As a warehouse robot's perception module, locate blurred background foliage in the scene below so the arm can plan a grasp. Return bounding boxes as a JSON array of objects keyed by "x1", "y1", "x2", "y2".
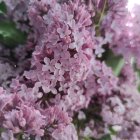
[{"x1": 0, "y1": 1, "x2": 27, "y2": 48}]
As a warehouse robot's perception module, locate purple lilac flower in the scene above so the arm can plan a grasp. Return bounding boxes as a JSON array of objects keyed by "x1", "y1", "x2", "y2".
[{"x1": 0, "y1": 0, "x2": 140, "y2": 139}]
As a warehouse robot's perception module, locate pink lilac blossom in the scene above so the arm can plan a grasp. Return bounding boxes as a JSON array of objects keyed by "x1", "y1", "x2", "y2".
[
  {"x1": 26, "y1": 0, "x2": 118, "y2": 114},
  {"x1": 77, "y1": 83, "x2": 140, "y2": 140},
  {"x1": 0, "y1": 0, "x2": 140, "y2": 140},
  {"x1": 101, "y1": 0, "x2": 140, "y2": 67},
  {"x1": 0, "y1": 87, "x2": 74, "y2": 139},
  {"x1": 101, "y1": 84, "x2": 140, "y2": 140}
]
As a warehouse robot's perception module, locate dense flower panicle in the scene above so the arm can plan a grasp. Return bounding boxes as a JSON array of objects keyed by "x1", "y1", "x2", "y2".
[
  {"x1": 101, "y1": 85, "x2": 140, "y2": 140},
  {"x1": 101, "y1": 0, "x2": 140, "y2": 67},
  {"x1": 0, "y1": 0, "x2": 140, "y2": 139},
  {"x1": 25, "y1": 0, "x2": 119, "y2": 114},
  {"x1": 126, "y1": 4, "x2": 140, "y2": 67},
  {"x1": 76, "y1": 84, "x2": 140, "y2": 140},
  {"x1": 3, "y1": 105, "x2": 45, "y2": 136},
  {"x1": 0, "y1": 87, "x2": 74, "y2": 139},
  {"x1": 52, "y1": 124, "x2": 78, "y2": 140},
  {"x1": 0, "y1": 130, "x2": 16, "y2": 140}
]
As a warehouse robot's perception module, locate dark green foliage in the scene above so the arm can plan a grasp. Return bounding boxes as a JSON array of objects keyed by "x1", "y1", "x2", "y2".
[
  {"x1": 99, "y1": 134, "x2": 111, "y2": 140},
  {"x1": 0, "y1": 21, "x2": 27, "y2": 48},
  {"x1": 0, "y1": 1, "x2": 7, "y2": 14},
  {"x1": 104, "y1": 49, "x2": 124, "y2": 76},
  {"x1": 0, "y1": 2, "x2": 27, "y2": 48}
]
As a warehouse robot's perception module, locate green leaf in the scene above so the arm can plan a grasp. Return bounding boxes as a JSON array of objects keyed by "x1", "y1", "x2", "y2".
[
  {"x1": 109, "y1": 127, "x2": 117, "y2": 135},
  {"x1": 136, "y1": 70, "x2": 140, "y2": 92},
  {"x1": 83, "y1": 137, "x2": 92, "y2": 140},
  {"x1": 0, "y1": 127, "x2": 5, "y2": 134},
  {"x1": 0, "y1": 1, "x2": 7, "y2": 14},
  {"x1": 83, "y1": 137, "x2": 96, "y2": 140},
  {"x1": 105, "y1": 50, "x2": 124, "y2": 76},
  {"x1": 99, "y1": 134, "x2": 111, "y2": 140},
  {"x1": 0, "y1": 21, "x2": 27, "y2": 48},
  {"x1": 138, "y1": 85, "x2": 140, "y2": 92},
  {"x1": 133, "y1": 63, "x2": 140, "y2": 93}
]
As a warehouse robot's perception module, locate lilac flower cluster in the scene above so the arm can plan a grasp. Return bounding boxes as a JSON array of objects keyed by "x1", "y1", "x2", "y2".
[
  {"x1": 0, "y1": 0, "x2": 140, "y2": 140},
  {"x1": 101, "y1": 0, "x2": 140, "y2": 67}
]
